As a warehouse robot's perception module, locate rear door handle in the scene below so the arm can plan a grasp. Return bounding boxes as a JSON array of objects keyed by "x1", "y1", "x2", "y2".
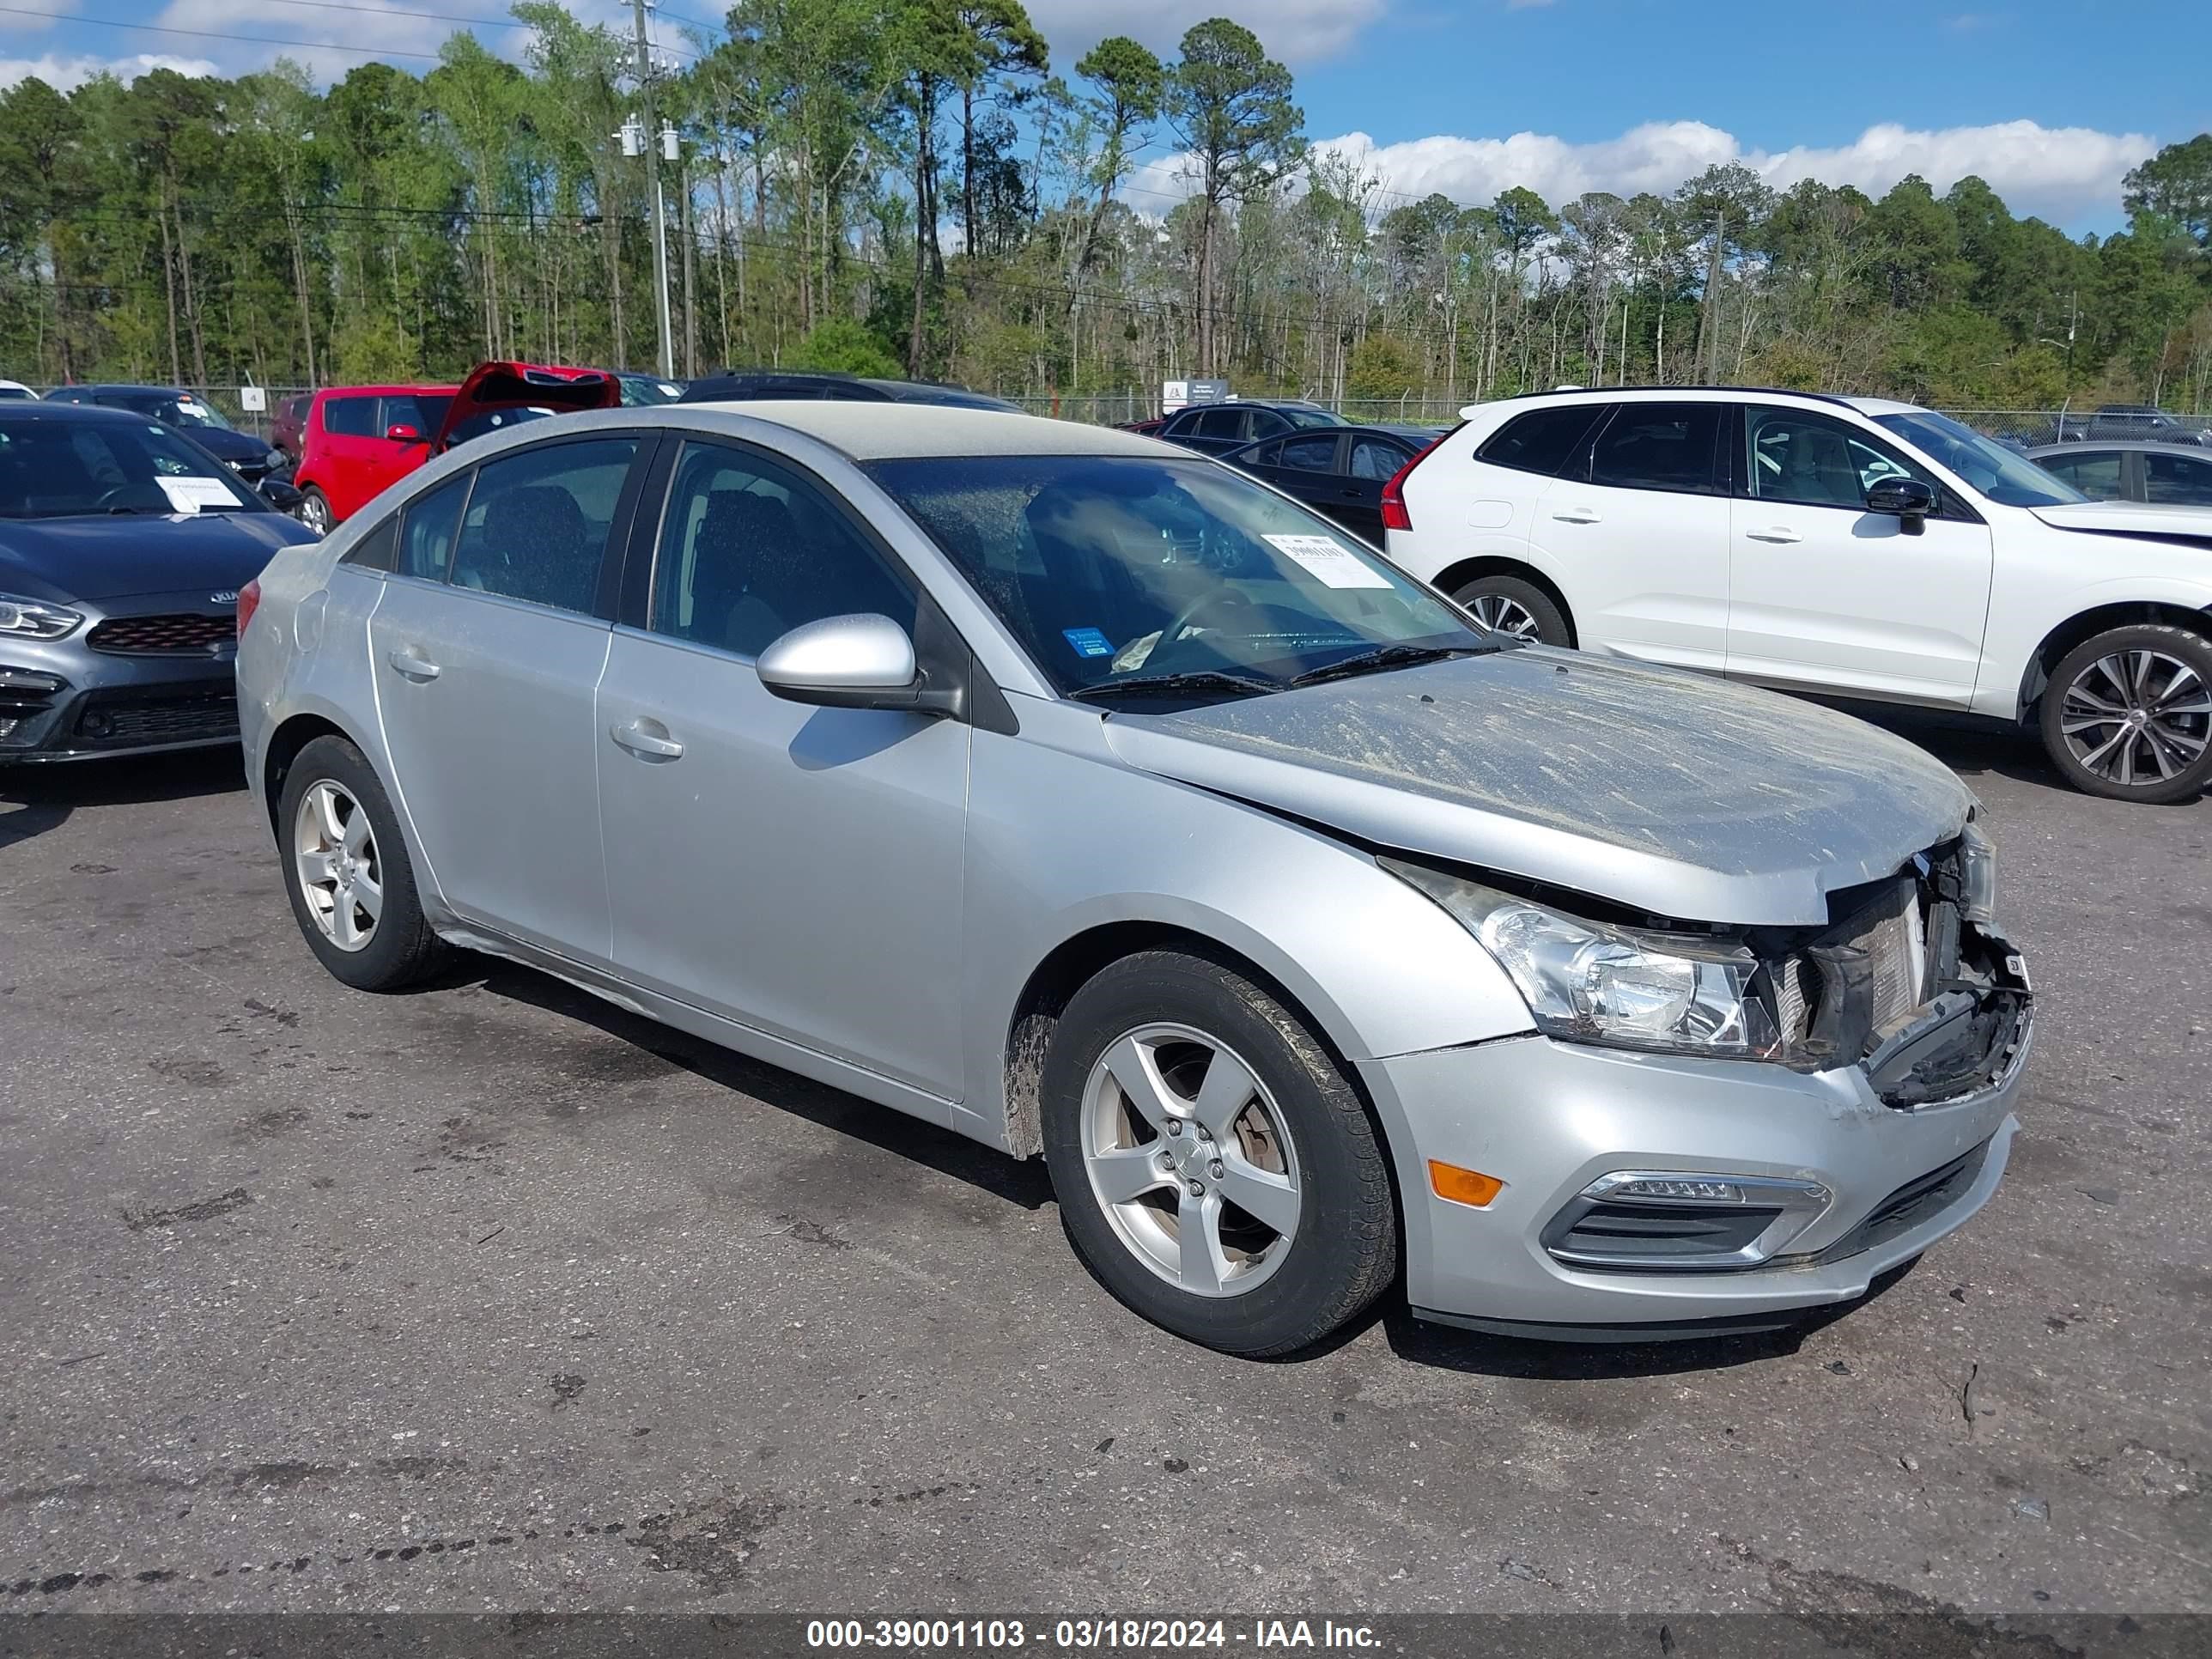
[
  {"x1": 1746, "y1": 526, "x2": 1804, "y2": 544},
  {"x1": 610, "y1": 718, "x2": 684, "y2": 761},
  {"x1": 1551, "y1": 507, "x2": 1602, "y2": 524},
  {"x1": 386, "y1": 646, "x2": 441, "y2": 680}
]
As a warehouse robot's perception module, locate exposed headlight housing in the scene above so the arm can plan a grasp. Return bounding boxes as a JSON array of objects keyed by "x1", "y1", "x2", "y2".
[
  {"x1": 1382, "y1": 859, "x2": 1780, "y2": 1060},
  {"x1": 0, "y1": 594, "x2": 83, "y2": 641},
  {"x1": 1959, "y1": 819, "x2": 1997, "y2": 926}
]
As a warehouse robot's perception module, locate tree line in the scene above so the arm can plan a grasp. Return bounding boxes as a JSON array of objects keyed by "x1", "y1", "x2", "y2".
[{"x1": 2, "y1": 2, "x2": 2209, "y2": 414}]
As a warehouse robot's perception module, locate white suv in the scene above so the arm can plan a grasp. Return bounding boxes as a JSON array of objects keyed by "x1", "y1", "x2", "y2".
[{"x1": 1382, "y1": 388, "x2": 2212, "y2": 802}]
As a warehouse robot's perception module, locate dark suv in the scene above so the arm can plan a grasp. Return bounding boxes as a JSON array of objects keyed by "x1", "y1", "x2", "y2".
[
  {"x1": 42, "y1": 384, "x2": 283, "y2": 484},
  {"x1": 1156, "y1": 400, "x2": 1346, "y2": 457},
  {"x1": 2056, "y1": 405, "x2": 2212, "y2": 447},
  {"x1": 680, "y1": 369, "x2": 1020, "y2": 411}
]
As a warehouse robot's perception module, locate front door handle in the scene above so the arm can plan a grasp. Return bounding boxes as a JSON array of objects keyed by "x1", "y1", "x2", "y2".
[
  {"x1": 386, "y1": 646, "x2": 441, "y2": 680},
  {"x1": 1551, "y1": 507, "x2": 1602, "y2": 524},
  {"x1": 610, "y1": 718, "x2": 684, "y2": 761},
  {"x1": 1746, "y1": 526, "x2": 1804, "y2": 544}
]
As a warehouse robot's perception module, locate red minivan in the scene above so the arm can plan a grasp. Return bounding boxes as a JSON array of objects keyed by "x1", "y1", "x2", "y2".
[{"x1": 292, "y1": 363, "x2": 619, "y2": 534}]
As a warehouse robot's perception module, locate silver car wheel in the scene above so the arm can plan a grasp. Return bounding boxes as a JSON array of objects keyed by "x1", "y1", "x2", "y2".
[
  {"x1": 1079, "y1": 1023, "x2": 1302, "y2": 1298},
  {"x1": 2058, "y1": 650, "x2": 2210, "y2": 787},
  {"x1": 299, "y1": 492, "x2": 330, "y2": 535},
  {"x1": 1468, "y1": 592, "x2": 1539, "y2": 638},
  {"x1": 293, "y1": 779, "x2": 383, "y2": 952}
]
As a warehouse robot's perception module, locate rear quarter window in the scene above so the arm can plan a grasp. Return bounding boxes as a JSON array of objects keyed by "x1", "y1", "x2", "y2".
[
  {"x1": 1475, "y1": 405, "x2": 1605, "y2": 476},
  {"x1": 322, "y1": 396, "x2": 377, "y2": 438}
]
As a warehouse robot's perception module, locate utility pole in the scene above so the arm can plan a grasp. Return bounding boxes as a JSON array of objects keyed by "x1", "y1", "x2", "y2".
[{"x1": 632, "y1": 0, "x2": 676, "y2": 379}]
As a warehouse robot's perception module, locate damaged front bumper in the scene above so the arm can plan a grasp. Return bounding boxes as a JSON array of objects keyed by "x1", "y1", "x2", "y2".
[{"x1": 1356, "y1": 911, "x2": 2033, "y2": 1342}]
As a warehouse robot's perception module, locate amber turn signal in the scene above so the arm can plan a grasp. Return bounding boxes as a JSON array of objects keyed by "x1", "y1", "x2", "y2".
[{"x1": 1428, "y1": 1160, "x2": 1504, "y2": 1208}]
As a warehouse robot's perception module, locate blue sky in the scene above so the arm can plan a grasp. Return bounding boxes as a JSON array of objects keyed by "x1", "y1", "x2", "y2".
[{"x1": 3, "y1": 0, "x2": 2205, "y2": 232}]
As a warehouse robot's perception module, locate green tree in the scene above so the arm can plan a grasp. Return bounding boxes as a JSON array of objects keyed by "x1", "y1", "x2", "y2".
[
  {"x1": 2124, "y1": 135, "x2": 2212, "y2": 248},
  {"x1": 1070, "y1": 36, "x2": 1164, "y2": 286},
  {"x1": 1165, "y1": 18, "x2": 1302, "y2": 375}
]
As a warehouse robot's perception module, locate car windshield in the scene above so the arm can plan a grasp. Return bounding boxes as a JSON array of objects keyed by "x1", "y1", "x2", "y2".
[
  {"x1": 0, "y1": 417, "x2": 263, "y2": 517},
  {"x1": 619, "y1": 375, "x2": 684, "y2": 406},
  {"x1": 443, "y1": 405, "x2": 554, "y2": 447},
  {"x1": 157, "y1": 396, "x2": 234, "y2": 431},
  {"x1": 868, "y1": 453, "x2": 1492, "y2": 700},
  {"x1": 1280, "y1": 406, "x2": 1347, "y2": 429},
  {"x1": 1876, "y1": 410, "x2": 2087, "y2": 507}
]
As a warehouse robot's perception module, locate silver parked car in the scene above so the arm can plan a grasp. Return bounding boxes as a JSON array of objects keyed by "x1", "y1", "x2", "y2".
[{"x1": 238, "y1": 404, "x2": 2034, "y2": 1355}]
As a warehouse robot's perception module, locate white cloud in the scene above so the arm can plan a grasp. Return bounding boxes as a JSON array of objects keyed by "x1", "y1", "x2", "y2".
[
  {"x1": 1309, "y1": 118, "x2": 2156, "y2": 228},
  {"x1": 1024, "y1": 0, "x2": 1388, "y2": 65},
  {"x1": 0, "y1": 51, "x2": 218, "y2": 91}
]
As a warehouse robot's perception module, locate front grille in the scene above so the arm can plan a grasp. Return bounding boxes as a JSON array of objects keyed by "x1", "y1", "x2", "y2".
[
  {"x1": 1819, "y1": 1142, "x2": 1989, "y2": 1264},
  {"x1": 87, "y1": 612, "x2": 234, "y2": 656},
  {"x1": 73, "y1": 690, "x2": 238, "y2": 747}
]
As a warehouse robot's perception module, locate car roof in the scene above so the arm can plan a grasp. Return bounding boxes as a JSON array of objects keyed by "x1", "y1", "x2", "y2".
[
  {"x1": 2026, "y1": 440, "x2": 2211, "y2": 456},
  {"x1": 1458, "y1": 386, "x2": 1929, "y2": 419},
  {"x1": 61, "y1": 383, "x2": 193, "y2": 397},
  {"x1": 317, "y1": 383, "x2": 457, "y2": 397},
  {"x1": 632, "y1": 400, "x2": 1164, "y2": 461},
  {"x1": 0, "y1": 399, "x2": 161, "y2": 424}
]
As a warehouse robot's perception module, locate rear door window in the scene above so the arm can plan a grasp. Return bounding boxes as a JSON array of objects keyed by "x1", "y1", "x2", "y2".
[
  {"x1": 1349, "y1": 437, "x2": 1406, "y2": 481},
  {"x1": 2144, "y1": 451, "x2": 2212, "y2": 507},
  {"x1": 1584, "y1": 404, "x2": 1723, "y2": 495},
  {"x1": 1193, "y1": 408, "x2": 1246, "y2": 440},
  {"x1": 449, "y1": 437, "x2": 640, "y2": 613}
]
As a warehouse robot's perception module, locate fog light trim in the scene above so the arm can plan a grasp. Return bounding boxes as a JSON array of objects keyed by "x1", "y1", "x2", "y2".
[{"x1": 1544, "y1": 1169, "x2": 1832, "y2": 1273}]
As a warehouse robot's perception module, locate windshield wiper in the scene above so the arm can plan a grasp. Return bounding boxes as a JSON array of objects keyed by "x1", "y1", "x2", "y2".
[
  {"x1": 1287, "y1": 642, "x2": 1493, "y2": 689},
  {"x1": 1066, "y1": 669, "x2": 1279, "y2": 703}
]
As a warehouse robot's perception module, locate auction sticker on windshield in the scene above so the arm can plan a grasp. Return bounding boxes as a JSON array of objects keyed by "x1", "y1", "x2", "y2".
[
  {"x1": 157, "y1": 477, "x2": 238, "y2": 514},
  {"x1": 1263, "y1": 532, "x2": 1391, "y2": 589}
]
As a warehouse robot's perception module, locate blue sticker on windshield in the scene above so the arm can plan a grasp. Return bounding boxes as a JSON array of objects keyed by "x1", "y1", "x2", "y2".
[{"x1": 1062, "y1": 627, "x2": 1114, "y2": 659}]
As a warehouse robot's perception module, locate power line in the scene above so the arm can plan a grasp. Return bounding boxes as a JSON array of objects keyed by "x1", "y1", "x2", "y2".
[
  {"x1": 0, "y1": 2, "x2": 708, "y2": 67},
  {"x1": 0, "y1": 5, "x2": 447, "y2": 60}
]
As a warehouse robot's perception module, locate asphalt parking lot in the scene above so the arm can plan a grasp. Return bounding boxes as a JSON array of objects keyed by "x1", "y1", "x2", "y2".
[{"x1": 2, "y1": 712, "x2": 2208, "y2": 1626}]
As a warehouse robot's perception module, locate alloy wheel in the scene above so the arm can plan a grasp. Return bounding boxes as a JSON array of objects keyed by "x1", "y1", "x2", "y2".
[
  {"x1": 2057, "y1": 650, "x2": 2211, "y2": 789},
  {"x1": 1467, "y1": 592, "x2": 1540, "y2": 638},
  {"x1": 1079, "y1": 1023, "x2": 1302, "y2": 1297},
  {"x1": 293, "y1": 779, "x2": 383, "y2": 951}
]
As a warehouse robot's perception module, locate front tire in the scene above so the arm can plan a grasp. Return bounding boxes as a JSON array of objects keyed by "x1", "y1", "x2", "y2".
[
  {"x1": 1451, "y1": 573, "x2": 1571, "y2": 646},
  {"x1": 2038, "y1": 625, "x2": 2212, "y2": 803},
  {"x1": 298, "y1": 485, "x2": 333, "y2": 537},
  {"x1": 1041, "y1": 950, "x2": 1397, "y2": 1357},
  {"x1": 277, "y1": 735, "x2": 447, "y2": 990}
]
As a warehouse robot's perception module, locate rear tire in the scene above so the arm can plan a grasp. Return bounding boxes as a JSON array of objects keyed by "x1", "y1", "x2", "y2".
[
  {"x1": 2038, "y1": 625, "x2": 2212, "y2": 803},
  {"x1": 1450, "y1": 573, "x2": 1571, "y2": 646},
  {"x1": 1041, "y1": 950, "x2": 1397, "y2": 1358},
  {"x1": 277, "y1": 735, "x2": 447, "y2": 990}
]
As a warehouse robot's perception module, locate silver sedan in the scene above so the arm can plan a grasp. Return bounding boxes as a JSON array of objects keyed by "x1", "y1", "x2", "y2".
[{"x1": 238, "y1": 404, "x2": 2033, "y2": 1355}]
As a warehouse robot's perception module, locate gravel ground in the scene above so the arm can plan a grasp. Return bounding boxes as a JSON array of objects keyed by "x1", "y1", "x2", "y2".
[{"x1": 1, "y1": 712, "x2": 2207, "y2": 1628}]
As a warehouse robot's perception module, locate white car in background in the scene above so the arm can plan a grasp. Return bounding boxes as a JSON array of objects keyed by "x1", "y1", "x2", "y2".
[
  {"x1": 0, "y1": 379, "x2": 39, "y2": 400},
  {"x1": 1381, "y1": 388, "x2": 2212, "y2": 802}
]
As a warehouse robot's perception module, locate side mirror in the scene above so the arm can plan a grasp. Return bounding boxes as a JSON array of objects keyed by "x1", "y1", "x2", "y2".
[
  {"x1": 385, "y1": 423, "x2": 422, "y2": 444},
  {"x1": 259, "y1": 477, "x2": 304, "y2": 512},
  {"x1": 756, "y1": 613, "x2": 957, "y2": 715},
  {"x1": 1865, "y1": 476, "x2": 1936, "y2": 534}
]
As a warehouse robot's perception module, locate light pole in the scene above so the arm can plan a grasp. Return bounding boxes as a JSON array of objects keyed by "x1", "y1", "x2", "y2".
[{"x1": 626, "y1": 0, "x2": 676, "y2": 379}]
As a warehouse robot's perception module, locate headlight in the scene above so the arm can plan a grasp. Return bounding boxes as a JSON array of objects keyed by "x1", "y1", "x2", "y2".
[
  {"x1": 0, "y1": 594, "x2": 83, "y2": 641},
  {"x1": 1382, "y1": 859, "x2": 1780, "y2": 1060},
  {"x1": 1959, "y1": 819, "x2": 1997, "y2": 925}
]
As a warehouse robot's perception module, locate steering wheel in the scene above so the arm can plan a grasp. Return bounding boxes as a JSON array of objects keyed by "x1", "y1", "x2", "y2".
[{"x1": 94, "y1": 486, "x2": 136, "y2": 512}]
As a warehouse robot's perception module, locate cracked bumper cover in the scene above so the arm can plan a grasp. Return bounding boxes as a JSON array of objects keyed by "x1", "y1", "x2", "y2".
[{"x1": 1358, "y1": 1000, "x2": 2028, "y2": 1339}]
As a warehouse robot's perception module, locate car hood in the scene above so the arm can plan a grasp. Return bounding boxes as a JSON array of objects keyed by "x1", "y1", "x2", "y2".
[
  {"x1": 1102, "y1": 648, "x2": 1974, "y2": 927},
  {"x1": 183, "y1": 425, "x2": 268, "y2": 462},
  {"x1": 0, "y1": 510, "x2": 313, "y2": 604},
  {"x1": 432, "y1": 361, "x2": 621, "y2": 449},
  {"x1": 2030, "y1": 501, "x2": 2212, "y2": 541}
]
